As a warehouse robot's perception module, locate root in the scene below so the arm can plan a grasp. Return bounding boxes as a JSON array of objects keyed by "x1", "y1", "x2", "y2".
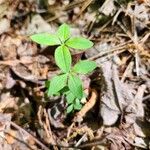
[{"x1": 73, "y1": 89, "x2": 98, "y2": 122}]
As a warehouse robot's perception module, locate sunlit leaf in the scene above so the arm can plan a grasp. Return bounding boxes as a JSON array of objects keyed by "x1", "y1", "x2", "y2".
[
  {"x1": 74, "y1": 99, "x2": 82, "y2": 110},
  {"x1": 66, "y1": 91, "x2": 75, "y2": 104},
  {"x1": 66, "y1": 37, "x2": 93, "y2": 50},
  {"x1": 30, "y1": 33, "x2": 60, "y2": 46},
  {"x1": 73, "y1": 60, "x2": 96, "y2": 74},
  {"x1": 68, "y1": 74, "x2": 83, "y2": 99},
  {"x1": 57, "y1": 23, "x2": 70, "y2": 42},
  {"x1": 47, "y1": 74, "x2": 68, "y2": 96},
  {"x1": 45, "y1": 80, "x2": 50, "y2": 88},
  {"x1": 67, "y1": 104, "x2": 73, "y2": 113},
  {"x1": 55, "y1": 45, "x2": 72, "y2": 72}
]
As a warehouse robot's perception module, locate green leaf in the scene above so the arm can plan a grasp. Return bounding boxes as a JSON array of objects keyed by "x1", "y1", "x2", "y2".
[
  {"x1": 45, "y1": 80, "x2": 50, "y2": 88},
  {"x1": 59, "y1": 86, "x2": 69, "y2": 94},
  {"x1": 66, "y1": 91, "x2": 75, "y2": 104},
  {"x1": 73, "y1": 60, "x2": 96, "y2": 74},
  {"x1": 68, "y1": 75, "x2": 83, "y2": 99},
  {"x1": 57, "y1": 23, "x2": 70, "y2": 42},
  {"x1": 47, "y1": 74, "x2": 68, "y2": 96},
  {"x1": 74, "y1": 99, "x2": 82, "y2": 110},
  {"x1": 55, "y1": 45, "x2": 72, "y2": 72},
  {"x1": 66, "y1": 37, "x2": 93, "y2": 50},
  {"x1": 67, "y1": 104, "x2": 74, "y2": 113},
  {"x1": 30, "y1": 33, "x2": 60, "y2": 46}
]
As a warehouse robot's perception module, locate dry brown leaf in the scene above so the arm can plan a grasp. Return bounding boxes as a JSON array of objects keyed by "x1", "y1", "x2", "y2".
[
  {"x1": 5, "y1": 129, "x2": 17, "y2": 144},
  {"x1": 99, "y1": 0, "x2": 116, "y2": 16},
  {"x1": 26, "y1": 14, "x2": 56, "y2": 35},
  {"x1": 0, "y1": 18, "x2": 10, "y2": 35}
]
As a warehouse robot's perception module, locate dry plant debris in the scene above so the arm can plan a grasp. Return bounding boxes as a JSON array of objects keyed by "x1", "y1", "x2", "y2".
[{"x1": 0, "y1": 0, "x2": 149, "y2": 149}]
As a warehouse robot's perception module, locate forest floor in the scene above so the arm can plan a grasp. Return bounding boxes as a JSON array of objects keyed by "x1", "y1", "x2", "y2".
[{"x1": 0, "y1": 0, "x2": 149, "y2": 149}]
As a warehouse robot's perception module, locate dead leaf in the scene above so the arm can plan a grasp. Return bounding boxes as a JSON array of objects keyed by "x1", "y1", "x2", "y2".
[
  {"x1": 99, "y1": 0, "x2": 116, "y2": 16},
  {"x1": 5, "y1": 129, "x2": 17, "y2": 144},
  {"x1": 99, "y1": 60, "x2": 134, "y2": 126},
  {"x1": 0, "y1": 18, "x2": 10, "y2": 34},
  {"x1": 26, "y1": 14, "x2": 56, "y2": 35},
  {"x1": 0, "y1": 92, "x2": 17, "y2": 112}
]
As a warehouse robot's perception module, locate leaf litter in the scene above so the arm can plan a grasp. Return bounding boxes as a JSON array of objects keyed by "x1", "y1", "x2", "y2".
[{"x1": 0, "y1": 0, "x2": 149, "y2": 149}]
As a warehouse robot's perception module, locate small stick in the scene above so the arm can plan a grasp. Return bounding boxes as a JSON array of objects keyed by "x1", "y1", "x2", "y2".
[
  {"x1": 67, "y1": 122, "x2": 75, "y2": 139},
  {"x1": 75, "y1": 0, "x2": 93, "y2": 18},
  {"x1": 88, "y1": 41, "x2": 132, "y2": 61},
  {"x1": 78, "y1": 138, "x2": 107, "y2": 148},
  {"x1": 64, "y1": 0, "x2": 86, "y2": 11},
  {"x1": 75, "y1": 133, "x2": 87, "y2": 147},
  {"x1": 121, "y1": 61, "x2": 134, "y2": 82},
  {"x1": 143, "y1": 95, "x2": 150, "y2": 101},
  {"x1": 135, "y1": 52, "x2": 140, "y2": 76},
  {"x1": 10, "y1": 121, "x2": 49, "y2": 150}
]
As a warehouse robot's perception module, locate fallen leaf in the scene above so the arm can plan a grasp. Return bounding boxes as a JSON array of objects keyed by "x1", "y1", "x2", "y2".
[{"x1": 5, "y1": 129, "x2": 17, "y2": 144}]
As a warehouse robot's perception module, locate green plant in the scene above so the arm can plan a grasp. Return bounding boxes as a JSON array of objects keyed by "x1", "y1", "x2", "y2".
[{"x1": 30, "y1": 23, "x2": 96, "y2": 113}]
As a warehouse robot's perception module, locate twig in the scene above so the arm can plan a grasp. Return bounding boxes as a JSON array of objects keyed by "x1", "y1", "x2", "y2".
[
  {"x1": 135, "y1": 52, "x2": 140, "y2": 76},
  {"x1": 98, "y1": 19, "x2": 112, "y2": 33},
  {"x1": 67, "y1": 122, "x2": 75, "y2": 139},
  {"x1": 117, "y1": 21, "x2": 135, "y2": 42},
  {"x1": 121, "y1": 60, "x2": 134, "y2": 82},
  {"x1": 88, "y1": 47, "x2": 123, "y2": 60},
  {"x1": 3, "y1": 132, "x2": 34, "y2": 150},
  {"x1": 0, "y1": 60, "x2": 20, "y2": 66},
  {"x1": 140, "y1": 33, "x2": 150, "y2": 44},
  {"x1": 0, "y1": 58, "x2": 35, "y2": 66},
  {"x1": 10, "y1": 121, "x2": 49, "y2": 150},
  {"x1": 64, "y1": 0, "x2": 86, "y2": 11},
  {"x1": 88, "y1": 41, "x2": 132, "y2": 61},
  {"x1": 116, "y1": 21, "x2": 148, "y2": 76},
  {"x1": 43, "y1": 109, "x2": 56, "y2": 145},
  {"x1": 75, "y1": 133, "x2": 87, "y2": 147},
  {"x1": 142, "y1": 95, "x2": 150, "y2": 101},
  {"x1": 74, "y1": 0, "x2": 93, "y2": 19},
  {"x1": 46, "y1": 0, "x2": 86, "y2": 22},
  {"x1": 78, "y1": 138, "x2": 107, "y2": 148},
  {"x1": 124, "y1": 137, "x2": 148, "y2": 149}
]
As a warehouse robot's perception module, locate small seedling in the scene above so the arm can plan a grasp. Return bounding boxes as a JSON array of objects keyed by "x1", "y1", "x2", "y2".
[{"x1": 30, "y1": 23, "x2": 96, "y2": 113}]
